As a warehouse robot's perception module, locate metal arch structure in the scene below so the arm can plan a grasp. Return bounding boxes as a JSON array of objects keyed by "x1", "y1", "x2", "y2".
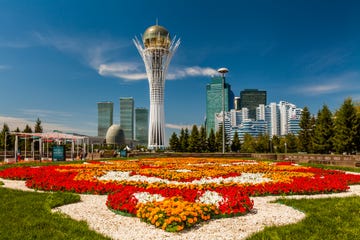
[{"x1": 133, "y1": 33, "x2": 180, "y2": 150}]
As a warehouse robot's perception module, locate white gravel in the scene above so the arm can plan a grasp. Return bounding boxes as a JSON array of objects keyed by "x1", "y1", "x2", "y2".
[{"x1": 1, "y1": 177, "x2": 360, "y2": 240}]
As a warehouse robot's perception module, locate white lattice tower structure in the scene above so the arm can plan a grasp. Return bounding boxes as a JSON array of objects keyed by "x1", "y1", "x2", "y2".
[{"x1": 134, "y1": 25, "x2": 180, "y2": 149}]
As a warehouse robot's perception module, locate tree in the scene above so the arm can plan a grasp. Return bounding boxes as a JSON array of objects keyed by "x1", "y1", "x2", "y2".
[
  {"x1": 34, "y1": 118, "x2": 43, "y2": 133},
  {"x1": 230, "y1": 131, "x2": 241, "y2": 152},
  {"x1": 199, "y1": 125, "x2": 207, "y2": 152},
  {"x1": 0, "y1": 124, "x2": 11, "y2": 151},
  {"x1": 188, "y1": 125, "x2": 200, "y2": 152},
  {"x1": 313, "y1": 105, "x2": 334, "y2": 154},
  {"x1": 333, "y1": 98, "x2": 360, "y2": 154},
  {"x1": 23, "y1": 124, "x2": 33, "y2": 154},
  {"x1": 179, "y1": 128, "x2": 189, "y2": 152},
  {"x1": 169, "y1": 132, "x2": 180, "y2": 152},
  {"x1": 215, "y1": 126, "x2": 223, "y2": 152},
  {"x1": 207, "y1": 128, "x2": 216, "y2": 152},
  {"x1": 241, "y1": 133, "x2": 256, "y2": 153},
  {"x1": 271, "y1": 135, "x2": 281, "y2": 153},
  {"x1": 285, "y1": 134, "x2": 298, "y2": 153},
  {"x1": 298, "y1": 107, "x2": 313, "y2": 153},
  {"x1": 255, "y1": 134, "x2": 270, "y2": 153}
]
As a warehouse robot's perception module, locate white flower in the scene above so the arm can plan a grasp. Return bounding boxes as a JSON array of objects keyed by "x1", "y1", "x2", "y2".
[
  {"x1": 133, "y1": 192, "x2": 165, "y2": 204},
  {"x1": 196, "y1": 191, "x2": 224, "y2": 207}
]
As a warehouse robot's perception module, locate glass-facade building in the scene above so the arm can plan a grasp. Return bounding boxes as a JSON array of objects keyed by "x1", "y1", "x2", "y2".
[
  {"x1": 97, "y1": 102, "x2": 113, "y2": 138},
  {"x1": 206, "y1": 76, "x2": 234, "y2": 135},
  {"x1": 135, "y1": 108, "x2": 149, "y2": 146},
  {"x1": 240, "y1": 89, "x2": 267, "y2": 120},
  {"x1": 120, "y1": 97, "x2": 134, "y2": 141}
]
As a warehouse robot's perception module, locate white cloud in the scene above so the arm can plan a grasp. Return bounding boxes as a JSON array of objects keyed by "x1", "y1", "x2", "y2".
[
  {"x1": 98, "y1": 62, "x2": 147, "y2": 80},
  {"x1": 98, "y1": 63, "x2": 217, "y2": 81},
  {"x1": 166, "y1": 123, "x2": 194, "y2": 130},
  {"x1": 0, "y1": 65, "x2": 10, "y2": 71},
  {"x1": 32, "y1": 31, "x2": 217, "y2": 82},
  {"x1": 296, "y1": 71, "x2": 360, "y2": 95},
  {"x1": 33, "y1": 31, "x2": 126, "y2": 70}
]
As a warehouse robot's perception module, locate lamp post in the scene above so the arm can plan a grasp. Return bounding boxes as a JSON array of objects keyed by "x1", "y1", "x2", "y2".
[
  {"x1": 217, "y1": 67, "x2": 229, "y2": 154},
  {"x1": 3, "y1": 132, "x2": 6, "y2": 162}
]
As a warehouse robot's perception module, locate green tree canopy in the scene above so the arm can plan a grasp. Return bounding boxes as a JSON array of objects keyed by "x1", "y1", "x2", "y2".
[
  {"x1": 313, "y1": 105, "x2": 334, "y2": 154},
  {"x1": 169, "y1": 132, "x2": 180, "y2": 152},
  {"x1": 241, "y1": 133, "x2": 255, "y2": 153},
  {"x1": 199, "y1": 125, "x2": 207, "y2": 152},
  {"x1": 333, "y1": 98, "x2": 360, "y2": 154},
  {"x1": 230, "y1": 131, "x2": 241, "y2": 152},
  {"x1": 298, "y1": 107, "x2": 313, "y2": 153},
  {"x1": 179, "y1": 128, "x2": 189, "y2": 152},
  {"x1": 34, "y1": 118, "x2": 43, "y2": 133},
  {"x1": 188, "y1": 125, "x2": 200, "y2": 152},
  {"x1": 207, "y1": 128, "x2": 216, "y2": 152}
]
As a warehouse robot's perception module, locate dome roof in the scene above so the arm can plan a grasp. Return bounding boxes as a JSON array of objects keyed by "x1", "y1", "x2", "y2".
[
  {"x1": 105, "y1": 125, "x2": 125, "y2": 145},
  {"x1": 142, "y1": 25, "x2": 171, "y2": 49}
]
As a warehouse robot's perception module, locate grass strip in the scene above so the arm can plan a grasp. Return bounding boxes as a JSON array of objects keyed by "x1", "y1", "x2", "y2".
[
  {"x1": 0, "y1": 187, "x2": 110, "y2": 240},
  {"x1": 247, "y1": 196, "x2": 360, "y2": 240}
]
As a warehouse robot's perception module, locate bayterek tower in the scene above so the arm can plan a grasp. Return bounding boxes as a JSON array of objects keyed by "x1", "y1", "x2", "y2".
[{"x1": 134, "y1": 24, "x2": 180, "y2": 150}]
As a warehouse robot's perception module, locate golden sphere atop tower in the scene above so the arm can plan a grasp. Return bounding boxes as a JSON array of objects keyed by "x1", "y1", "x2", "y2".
[{"x1": 143, "y1": 25, "x2": 171, "y2": 49}]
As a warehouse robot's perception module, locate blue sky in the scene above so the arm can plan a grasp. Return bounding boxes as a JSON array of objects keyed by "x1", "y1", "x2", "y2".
[{"x1": 1, "y1": 0, "x2": 359, "y2": 140}]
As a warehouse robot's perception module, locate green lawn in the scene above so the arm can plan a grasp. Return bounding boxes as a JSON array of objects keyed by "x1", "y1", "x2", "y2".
[
  {"x1": 0, "y1": 187, "x2": 110, "y2": 240},
  {"x1": 247, "y1": 196, "x2": 360, "y2": 240}
]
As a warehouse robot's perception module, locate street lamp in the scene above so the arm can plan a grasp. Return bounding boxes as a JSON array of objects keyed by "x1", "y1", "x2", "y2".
[
  {"x1": 217, "y1": 67, "x2": 229, "y2": 154},
  {"x1": 3, "y1": 132, "x2": 6, "y2": 162}
]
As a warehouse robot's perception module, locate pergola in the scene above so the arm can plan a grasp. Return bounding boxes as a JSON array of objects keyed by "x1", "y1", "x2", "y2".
[{"x1": 4, "y1": 131, "x2": 88, "y2": 161}]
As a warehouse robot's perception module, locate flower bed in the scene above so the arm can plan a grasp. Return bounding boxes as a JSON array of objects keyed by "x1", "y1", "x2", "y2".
[{"x1": 1, "y1": 157, "x2": 360, "y2": 232}]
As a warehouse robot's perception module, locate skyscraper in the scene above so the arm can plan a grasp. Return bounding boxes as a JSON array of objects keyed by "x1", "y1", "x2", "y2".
[
  {"x1": 135, "y1": 108, "x2": 149, "y2": 146},
  {"x1": 206, "y1": 76, "x2": 234, "y2": 135},
  {"x1": 120, "y1": 97, "x2": 134, "y2": 142},
  {"x1": 134, "y1": 24, "x2": 180, "y2": 149},
  {"x1": 240, "y1": 89, "x2": 267, "y2": 120},
  {"x1": 97, "y1": 102, "x2": 113, "y2": 138}
]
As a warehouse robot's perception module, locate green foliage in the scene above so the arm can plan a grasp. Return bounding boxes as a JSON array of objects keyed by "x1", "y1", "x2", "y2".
[
  {"x1": 179, "y1": 128, "x2": 189, "y2": 152},
  {"x1": 207, "y1": 128, "x2": 216, "y2": 152},
  {"x1": 241, "y1": 133, "x2": 256, "y2": 153},
  {"x1": 285, "y1": 133, "x2": 298, "y2": 153},
  {"x1": 333, "y1": 98, "x2": 360, "y2": 154},
  {"x1": 199, "y1": 125, "x2": 208, "y2": 152},
  {"x1": 271, "y1": 135, "x2": 281, "y2": 153},
  {"x1": 0, "y1": 123, "x2": 11, "y2": 150},
  {"x1": 215, "y1": 125, "x2": 224, "y2": 152},
  {"x1": 231, "y1": 131, "x2": 241, "y2": 152},
  {"x1": 0, "y1": 188, "x2": 109, "y2": 239},
  {"x1": 34, "y1": 118, "x2": 43, "y2": 133},
  {"x1": 255, "y1": 134, "x2": 270, "y2": 153},
  {"x1": 188, "y1": 125, "x2": 200, "y2": 152},
  {"x1": 298, "y1": 107, "x2": 313, "y2": 153},
  {"x1": 248, "y1": 196, "x2": 360, "y2": 240},
  {"x1": 169, "y1": 132, "x2": 180, "y2": 152},
  {"x1": 313, "y1": 105, "x2": 334, "y2": 154}
]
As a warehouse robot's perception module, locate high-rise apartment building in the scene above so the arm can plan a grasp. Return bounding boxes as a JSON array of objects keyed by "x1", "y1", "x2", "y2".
[
  {"x1": 120, "y1": 97, "x2": 134, "y2": 141},
  {"x1": 206, "y1": 76, "x2": 234, "y2": 135},
  {"x1": 97, "y1": 102, "x2": 113, "y2": 138},
  {"x1": 240, "y1": 89, "x2": 267, "y2": 120},
  {"x1": 135, "y1": 108, "x2": 148, "y2": 146}
]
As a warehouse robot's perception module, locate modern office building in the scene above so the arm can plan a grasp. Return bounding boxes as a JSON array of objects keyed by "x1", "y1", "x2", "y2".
[
  {"x1": 120, "y1": 97, "x2": 134, "y2": 142},
  {"x1": 135, "y1": 108, "x2": 149, "y2": 146},
  {"x1": 234, "y1": 96, "x2": 241, "y2": 110},
  {"x1": 240, "y1": 89, "x2": 267, "y2": 120},
  {"x1": 206, "y1": 76, "x2": 234, "y2": 135},
  {"x1": 134, "y1": 24, "x2": 180, "y2": 149},
  {"x1": 97, "y1": 102, "x2": 113, "y2": 138}
]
